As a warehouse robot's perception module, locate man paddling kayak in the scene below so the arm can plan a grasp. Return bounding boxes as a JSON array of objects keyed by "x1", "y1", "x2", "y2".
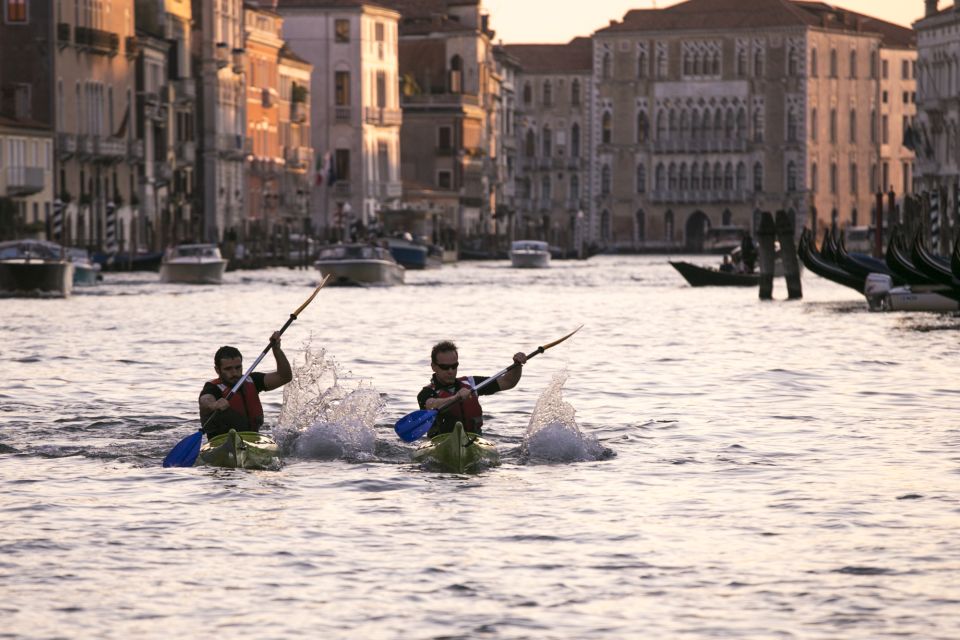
[
  {"x1": 417, "y1": 340, "x2": 527, "y2": 438},
  {"x1": 198, "y1": 331, "x2": 292, "y2": 439}
]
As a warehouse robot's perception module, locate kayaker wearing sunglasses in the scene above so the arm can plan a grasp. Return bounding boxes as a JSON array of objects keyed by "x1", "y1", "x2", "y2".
[
  {"x1": 417, "y1": 340, "x2": 527, "y2": 438},
  {"x1": 198, "y1": 331, "x2": 292, "y2": 439}
]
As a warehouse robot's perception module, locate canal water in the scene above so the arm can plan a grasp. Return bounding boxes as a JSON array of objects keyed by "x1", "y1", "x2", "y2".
[{"x1": 3, "y1": 256, "x2": 960, "y2": 639}]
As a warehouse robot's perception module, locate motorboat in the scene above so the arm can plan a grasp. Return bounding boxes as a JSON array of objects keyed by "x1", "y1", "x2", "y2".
[
  {"x1": 314, "y1": 243, "x2": 405, "y2": 286},
  {"x1": 384, "y1": 235, "x2": 442, "y2": 270},
  {"x1": 864, "y1": 273, "x2": 960, "y2": 312},
  {"x1": 67, "y1": 247, "x2": 102, "y2": 286},
  {"x1": 159, "y1": 243, "x2": 228, "y2": 284},
  {"x1": 0, "y1": 239, "x2": 74, "y2": 297},
  {"x1": 509, "y1": 240, "x2": 551, "y2": 268}
]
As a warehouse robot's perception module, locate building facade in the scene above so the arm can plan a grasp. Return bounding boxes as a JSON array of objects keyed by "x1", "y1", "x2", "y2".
[
  {"x1": 277, "y1": 0, "x2": 402, "y2": 241},
  {"x1": 591, "y1": 0, "x2": 915, "y2": 252},
  {"x1": 278, "y1": 45, "x2": 314, "y2": 240},
  {"x1": 503, "y1": 38, "x2": 593, "y2": 254}
]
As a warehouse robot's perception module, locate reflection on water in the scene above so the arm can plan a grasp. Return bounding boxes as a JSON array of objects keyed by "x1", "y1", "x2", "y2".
[{"x1": 2, "y1": 257, "x2": 960, "y2": 638}]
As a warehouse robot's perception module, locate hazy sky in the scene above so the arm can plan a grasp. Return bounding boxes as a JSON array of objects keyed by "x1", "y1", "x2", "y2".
[{"x1": 483, "y1": 0, "x2": 924, "y2": 44}]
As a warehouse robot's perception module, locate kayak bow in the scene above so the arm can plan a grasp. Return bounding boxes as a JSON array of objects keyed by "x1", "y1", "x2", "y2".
[
  {"x1": 195, "y1": 429, "x2": 281, "y2": 470},
  {"x1": 412, "y1": 421, "x2": 499, "y2": 473}
]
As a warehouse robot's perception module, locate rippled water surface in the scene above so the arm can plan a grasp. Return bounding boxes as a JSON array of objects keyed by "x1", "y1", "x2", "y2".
[{"x1": 3, "y1": 256, "x2": 960, "y2": 639}]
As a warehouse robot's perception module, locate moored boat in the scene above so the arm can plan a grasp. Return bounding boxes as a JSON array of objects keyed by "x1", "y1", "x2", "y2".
[
  {"x1": 509, "y1": 240, "x2": 551, "y2": 268},
  {"x1": 195, "y1": 430, "x2": 281, "y2": 470},
  {"x1": 412, "y1": 421, "x2": 499, "y2": 473},
  {"x1": 0, "y1": 239, "x2": 74, "y2": 297},
  {"x1": 314, "y1": 243, "x2": 405, "y2": 286},
  {"x1": 159, "y1": 243, "x2": 228, "y2": 284},
  {"x1": 669, "y1": 260, "x2": 759, "y2": 287}
]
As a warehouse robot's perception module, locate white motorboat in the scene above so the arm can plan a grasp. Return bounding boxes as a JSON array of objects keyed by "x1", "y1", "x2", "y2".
[
  {"x1": 0, "y1": 239, "x2": 74, "y2": 297},
  {"x1": 67, "y1": 247, "x2": 102, "y2": 286},
  {"x1": 314, "y1": 243, "x2": 405, "y2": 286},
  {"x1": 159, "y1": 244, "x2": 228, "y2": 284},
  {"x1": 509, "y1": 240, "x2": 551, "y2": 268},
  {"x1": 864, "y1": 273, "x2": 960, "y2": 312}
]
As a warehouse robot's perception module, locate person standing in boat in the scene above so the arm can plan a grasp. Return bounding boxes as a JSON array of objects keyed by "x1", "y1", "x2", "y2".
[
  {"x1": 417, "y1": 340, "x2": 527, "y2": 439},
  {"x1": 198, "y1": 331, "x2": 292, "y2": 439}
]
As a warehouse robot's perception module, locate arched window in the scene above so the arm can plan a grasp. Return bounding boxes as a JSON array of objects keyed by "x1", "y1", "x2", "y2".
[
  {"x1": 711, "y1": 52, "x2": 720, "y2": 75},
  {"x1": 736, "y1": 162, "x2": 746, "y2": 191},
  {"x1": 680, "y1": 110, "x2": 690, "y2": 138},
  {"x1": 637, "y1": 51, "x2": 647, "y2": 78},
  {"x1": 811, "y1": 48, "x2": 818, "y2": 77},
  {"x1": 523, "y1": 83, "x2": 532, "y2": 105},
  {"x1": 691, "y1": 162, "x2": 701, "y2": 190},
  {"x1": 684, "y1": 51, "x2": 693, "y2": 76},
  {"x1": 722, "y1": 209, "x2": 733, "y2": 225},
  {"x1": 525, "y1": 129, "x2": 535, "y2": 157},
  {"x1": 570, "y1": 174, "x2": 580, "y2": 201},
  {"x1": 737, "y1": 108, "x2": 747, "y2": 140},
  {"x1": 693, "y1": 52, "x2": 702, "y2": 76},
  {"x1": 691, "y1": 109, "x2": 700, "y2": 139},
  {"x1": 787, "y1": 161, "x2": 798, "y2": 192},
  {"x1": 830, "y1": 162, "x2": 838, "y2": 193},
  {"x1": 870, "y1": 109, "x2": 877, "y2": 143},
  {"x1": 849, "y1": 109, "x2": 857, "y2": 143},
  {"x1": 753, "y1": 162, "x2": 764, "y2": 192},
  {"x1": 668, "y1": 162, "x2": 678, "y2": 190},
  {"x1": 601, "y1": 164, "x2": 611, "y2": 195},
  {"x1": 724, "y1": 162, "x2": 734, "y2": 190},
  {"x1": 753, "y1": 108, "x2": 764, "y2": 142},
  {"x1": 725, "y1": 108, "x2": 735, "y2": 139},
  {"x1": 655, "y1": 163, "x2": 666, "y2": 190},
  {"x1": 713, "y1": 110, "x2": 723, "y2": 137},
  {"x1": 713, "y1": 161, "x2": 723, "y2": 190},
  {"x1": 702, "y1": 163, "x2": 711, "y2": 191},
  {"x1": 829, "y1": 48, "x2": 838, "y2": 77},
  {"x1": 669, "y1": 109, "x2": 678, "y2": 138},
  {"x1": 636, "y1": 209, "x2": 646, "y2": 243},
  {"x1": 541, "y1": 175, "x2": 552, "y2": 200},
  {"x1": 656, "y1": 110, "x2": 666, "y2": 140},
  {"x1": 571, "y1": 79, "x2": 580, "y2": 105},
  {"x1": 602, "y1": 52, "x2": 612, "y2": 79},
  {"x1": 811, "y1": 108, "x2": 818, "y2": 141},
  {"x1": 571, "y1": 123, "x2": 581, "y2": 157},
  {"x1": 849, "y1": 50, "x2": 857, "y2": 78},
  {"x1": 754, "y1": 48, "x2": 764, "y2": 77},
  {"x1": 829, "y1": 108, "x2": 837, "y2": 142},
  {"x1": 449, "y1": 54, "x2": 463, "y2": 93},
  {"x1": 543, "y1": 80, "x2": 553, "y2": 106},
  {"x1": 637, "y1": 111, "x2": 649, "y2": 144},
  {"x1": 788, "y1": 46, "x2": 799, "y2": 76},
  {"x1": 811, "y1": 162, "x2": 819, "y2": 192},
  {"x1": 542, "y1": 125, "x2": 552, "y2": 156},
  {"x1": 636, "y1": 163, "x2": 646, "y2": 193},
  {"x1": 602, "y1": 111, "x2": 612, "y2": 144},
  {"x1": 601, "y1": 210, "x2": 612, "y2": 242},
  {"x1": 737, "y1": 49, "x2": 747, "y2": 76},
  {"x1": 679, "y1": 163, "x2": 689, "y2": 190},
  {"x1": 656, "y1": 50, "x2": 667, "y2": 77}
]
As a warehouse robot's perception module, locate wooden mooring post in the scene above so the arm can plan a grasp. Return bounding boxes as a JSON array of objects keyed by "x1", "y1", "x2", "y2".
[
  {"x1": 776, "y1": 209, "x2": 802, "y2": 300},
  {"x1": 757, "y1": 211, "x2": 776, "y2": 300}
]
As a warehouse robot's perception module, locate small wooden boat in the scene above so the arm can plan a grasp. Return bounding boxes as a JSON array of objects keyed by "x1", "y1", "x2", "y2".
[{"x1": 669, "y1": 260, "x2": 759, "y2": 287}]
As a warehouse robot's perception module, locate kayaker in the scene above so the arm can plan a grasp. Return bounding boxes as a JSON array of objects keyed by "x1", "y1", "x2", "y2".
[
  {"x1": 198, "y1": 331, "x2": 292, "y2": 439},
  {"x1": 417, "y1": 340, "x2": 528, "y2": 438}
]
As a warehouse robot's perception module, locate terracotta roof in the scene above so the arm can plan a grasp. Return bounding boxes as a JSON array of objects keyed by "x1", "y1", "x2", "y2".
[
  {"x1": 598, "y1": 0, "x2": 915, "y2": 48},
  {"x1": 502, "y1": 38, "x2": 593, "y2": 74}
]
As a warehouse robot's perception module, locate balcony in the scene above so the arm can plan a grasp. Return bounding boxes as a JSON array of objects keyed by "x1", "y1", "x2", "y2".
[
  {"x1": 334, "y1": 107, "x2": 352, "y2": 123},
  {"x1": 94, "y1": 136, "x2": 127, "y2": 160},
  {"x1": 4, "y1": 166, "x2": 46, "y2": 197},
  {"x1": 57, "y1": 23, "x2": 71, "y2": 46},
  {"x1": 284, "y1": 146, "x2": 311, "y2": 169},
  {"x1": 652, "y1": 137, "x2": 748, "y2": 154},
  {"x1": 57, "y1": 132, "x2": 77, "y2": 158},
  {"x1": 76, "y1": 134, "x2": 94, "y2": 158},
  {"x1": 75, "y1": 26, "x2": 119, "y2": 56},
  {"x1": 176, "y1": 140, "x2": 196, "y2": 164},
  {"x1": 364, "y1": 107, "x2": 402, "y2": 126},
  {"x1": 648, "y1": 189, "x2": 751, "y2": 204}
]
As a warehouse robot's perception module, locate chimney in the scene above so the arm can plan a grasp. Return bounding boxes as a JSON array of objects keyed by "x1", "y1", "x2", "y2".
[{"x1": 925, "y1": 0, "x2": 938, "y2": 17}]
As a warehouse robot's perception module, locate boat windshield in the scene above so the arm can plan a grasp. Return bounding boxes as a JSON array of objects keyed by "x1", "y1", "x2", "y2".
[
  {"x1": 511, "y1": 241, "x2": 548, "y2": 252},
  {"x1": 0, "y1": 240, "x2": 64, "y2": 261}
]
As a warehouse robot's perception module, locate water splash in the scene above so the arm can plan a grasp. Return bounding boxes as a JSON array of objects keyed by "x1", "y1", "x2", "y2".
[
  {"x1": 274, "y1": 337, "x2": 382, "y2": 461},
  {"x1": 522, "y1": 371, "x2": 611, "y2": 463}
]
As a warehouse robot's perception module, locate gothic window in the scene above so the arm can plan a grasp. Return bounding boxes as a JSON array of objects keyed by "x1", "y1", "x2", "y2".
[
  {"x1": 724, "y1": 162, "x2": 734, "y2": 190},
  {"x1": 753, "y1": 107, "x2": 764, "y2": 142},
  {"x1": 637, "y1": 111, "x2": 649, "y2": 144},
  {"x1": 523, "y1": 82, "x2": 532, "y2": 105},
  {"x1": 668, "y1": 162, "x2": 677, "y2": 190},
  {"x1": 849, "y1": 109, "x2": 857, "y2": 143},
  {"x1": 655, "y1": 163, "x2": 665, "y2": 190},
  {"x1": 753, "y1": 162, "x2": 763, "y2": 192},
  {"x1": 787, "y1": 161, "x2": 798, "y2": 192},
  {"x1": 602, "y1": 111, "x2": 612, "y2": 144},
  {"x1": 571, "y1": 79, "x2": 580, "y2": 105},
  {"x1": 636, "y1": 210, "x2": 646, "y2": 242},
  {"x1": 713, "y1": 161, "x2": 723, "y2": 190},
  {"x1": 811, "y1": 48, "x2": 818, "y2": 77},
  {"x1": 787, "y1": 107, "x2": 798, "y2": 142},
  {"x1": 737, "y1": 49, "x2": 747, "y2": 76},
  {"x1": 679, "y1": 163, "x2": 689, "y2": 190},
  {"x1": 543, "y1": 80, "x2": 552, "y2": 106},
  {"x1": 636, "y1": 163, "x2": 646, "y2": 193},
  {"x1": 571, "y1": 123, "x2": 581, "y2": 157},
  {"x1": 542, "y1": 126, "x2": 552, "y2": 156},
  {"x1": 736, "y1": 162, "x2": 746, "y2": 191},
  {"x1": 737, "y1": 108, "x2": 747, "y2": 139},
  {"x1": 691, "y1": 162, "x2": 700, "y2": 190},
  {"x1": 601, "y1": 164, "x2": 611, "y2": 195},
  {"x1": 602, "y1": 52, "x2": 612, "y2": 79},
  {"x1": 525, "y1": 129, "x2": 535, "y2": 157},
  {"x1": 656, "y1": 110, "x2": 666, "y2": 140},
  {"x1": 637, "y1": 51, "x2": 647, "y2": 78}
]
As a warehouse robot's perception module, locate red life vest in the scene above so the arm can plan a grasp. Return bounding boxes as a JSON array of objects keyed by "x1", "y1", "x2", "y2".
[
  {"x1": 432, "y1": 376, "x2": 483, "y2": 433},
  {"x1": 209, "y1": 377, "x2": 264, "y2": 430}
]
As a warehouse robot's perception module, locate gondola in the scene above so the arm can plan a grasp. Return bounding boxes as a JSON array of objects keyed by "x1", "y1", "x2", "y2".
[
  {"x1": 911, "y1": 232, "x2": 960, "y2": 289},
  {"x1": 797, "y1": 229, "x2": 864, "y2": 292},
  {"x1": 835, "y1": 233, "x2": 902, "y2": 285},
  {"x1": 668, "y1": 260, "x2": 759, "y2": 287},
  {"x1": 884, "y1": 226, "x2": 939, "y2": 287}
]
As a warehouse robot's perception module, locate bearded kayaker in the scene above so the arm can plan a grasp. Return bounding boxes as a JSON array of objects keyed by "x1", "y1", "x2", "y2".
[
  {"x1": 198, "y1": 331, "x2": 292, "y2": 439},
  {"x1": 417, "y1": 340, "x2": 528, "y2": 438}
]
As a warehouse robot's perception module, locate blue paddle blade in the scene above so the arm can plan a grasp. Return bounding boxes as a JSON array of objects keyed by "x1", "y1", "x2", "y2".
[
  {"x1": 394, "y1": 409, "x2": 438, "y2": 443},
  {"x1": 162, "y1": 430, "x2": 203, "y2": 468}
]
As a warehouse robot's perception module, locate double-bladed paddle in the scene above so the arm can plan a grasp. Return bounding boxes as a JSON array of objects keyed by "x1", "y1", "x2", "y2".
[
  {"x1": 394, "y1": 325, "x2": 583, "y2": 443},
  {"x1": 162, "y1": 275, "x2": 331, "y2": 468}
]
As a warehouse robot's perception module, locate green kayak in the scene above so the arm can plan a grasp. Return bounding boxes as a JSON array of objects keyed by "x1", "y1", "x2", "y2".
[
  {"x1": 412, "y1": 421, "x2": 499, "y2": 473},
  {"x1": 195, "y1": 429, "x2": 281, "y2": 470}
]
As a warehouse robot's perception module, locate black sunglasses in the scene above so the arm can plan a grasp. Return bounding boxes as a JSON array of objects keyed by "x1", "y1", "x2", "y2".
[{"x1": 435, "y1": 362, "x2": 459, "y2": 371}]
